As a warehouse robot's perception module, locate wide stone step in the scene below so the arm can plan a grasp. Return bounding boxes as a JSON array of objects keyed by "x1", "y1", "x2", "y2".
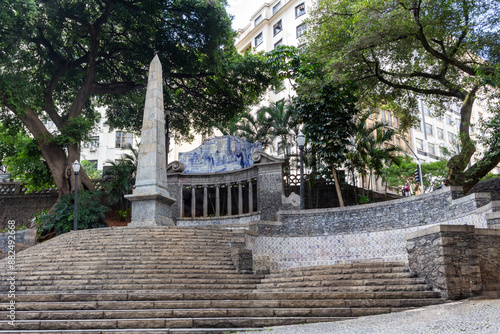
[
  {"x1": 9, "y1": 263, "x2": 238, "y2": 272},
  {"x1": 5, "y1": 278, "x2": 261, "y2": 288},
  {"x1": 4, "y1": 283, "x2": 258, "y2": 292},
  {"x1": 1, "y1": 306, "x2": 414, "y2": 321},
  {"x1": 266, "y1": 265, "x2": 410, "y2": 279},
  {"x1": 1, "y1": 268, "x2": 242, "y2": 277},
  {"x1": 0, "y1": 316, "x2": 352, "y2": 330},
  {"x1": 257, "y1": 277, "x2": 426, "y2": 289},
  {"x1": 256, "y1": 284, "x2": 434, "y2": 293},
  {"x1": 12, "y1": 260, "x2": 235, "y2": 268},
  {"x1": 1, "y1": 273, "x2": 262, "y2": 281},
  {"x1": 261, "y1": 272, "x2": 416, "y2": 283},
  {"x1": 1, "y1": 297, "x2": 445, "y2": 312},
  {"x1": 0, "y1": 291, "x2": 443, "y2": 303}
]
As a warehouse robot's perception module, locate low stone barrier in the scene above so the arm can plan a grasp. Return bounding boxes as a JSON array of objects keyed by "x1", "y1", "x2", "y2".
[
  {"x1": 406, "y1": 225, "x2": 500, "y2": 299},
  {"x1": 0, "y1": 228, "x2": 37, "y2": 258},
  {"x1": 246, "y1": 187, "x2": 493, "y2": 271}
]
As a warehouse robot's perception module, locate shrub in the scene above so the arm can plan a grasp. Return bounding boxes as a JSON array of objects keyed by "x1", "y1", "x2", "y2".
[{"x1": 37, "y1": 190, "x2": 109, "y2": 239}]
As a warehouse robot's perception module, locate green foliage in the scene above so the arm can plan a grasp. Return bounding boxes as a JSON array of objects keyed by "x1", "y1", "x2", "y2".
[
  {"x1": 37, "y1": 191, "x2": 109, "y2": 238},
  {"x1": 103, "y1": 148, "x2": 137, "y2": 212},
  {"x1": 346, "y1": 112, "x2": 401, "y2": 192},
  {"x1": 81, "y1": 160, "x2": 101, "y2": 179},
  {"x1": 294, "y1": 82, "x2": 359, "y2": 167},
  {"x1": 383, "y1": 156, "x2": 449, "y2": 192},
  {"x1": 0, "y1": 0, "x2": 277, "y2": 193},
  {"x1": 0, "y1": 123, "x2": 54, "y2": 192},
  {"x1": 306, "y1": 0, "x2": 500, "y2": 187},
  {"x1": 481, "y1": 173, "x2": 500, "y2": 181}
]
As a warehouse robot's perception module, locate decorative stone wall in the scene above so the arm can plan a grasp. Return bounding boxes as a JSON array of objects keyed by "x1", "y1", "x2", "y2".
[
  {"x1": 177, "y1": 213, "x2": 261, "y2": 227},
  {"x1": 274, "y1": 187, "x2": 488, "y2": 236},
  {"x1": 476, "y1": 228, "x2": 500, "y2": 291},
  {"x1": 246, "y1": 188, "x2": 492, "y2": 271},
  {"x1": 168, "y1": 149, "x2": 296, "y2": 225},
  {"x1": 406, "y1": 225, "x2": 500, "y2": 299},
  {"x1": 0, "y1": 193, "x2": 58, "y2": 230},
  {"x1": 469, "y1": 176, "x2": 500, "y2": 201},
  {"x1": 406, "y1": 225, "x2": 482, "y2": 300},
  {"x1": 0, "y1": 229, "x2": 37, "y2": 258}
]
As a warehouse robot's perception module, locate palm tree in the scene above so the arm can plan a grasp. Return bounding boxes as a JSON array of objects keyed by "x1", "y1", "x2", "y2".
[
  {"x1": 216, "y1": 112, "x2": 274, "y2": 151},
  {"x1": 257, "y1": 100, "x2": 298, "y2": 158},
  {"x1": 349, "y1": 112, "x2": 401, "y2": 196}
]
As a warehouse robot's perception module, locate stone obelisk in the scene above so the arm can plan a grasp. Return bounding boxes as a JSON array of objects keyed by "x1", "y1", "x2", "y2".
[{"x1": 125, "y1": 54, "x2": 176, "y2": 226}]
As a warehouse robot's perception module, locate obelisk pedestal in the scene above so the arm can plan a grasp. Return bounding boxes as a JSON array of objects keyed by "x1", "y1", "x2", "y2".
[{"x1": 125, "y1": 55, "x2": 176, "y2": 226}]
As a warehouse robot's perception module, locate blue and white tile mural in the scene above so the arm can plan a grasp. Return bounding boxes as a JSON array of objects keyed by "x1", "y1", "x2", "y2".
[{"x1": 178, "y1": 136, "x2": 262, "y2": 174}]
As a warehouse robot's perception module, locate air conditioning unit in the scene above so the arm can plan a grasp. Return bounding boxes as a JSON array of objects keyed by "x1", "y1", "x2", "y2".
[{"x1": 90, "y1": 146, "x2": 97, "y2": 152}]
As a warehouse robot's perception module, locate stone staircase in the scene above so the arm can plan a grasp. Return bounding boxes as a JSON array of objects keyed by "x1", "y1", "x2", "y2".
[{"x1": 0, "y1": 226, "x2": 446, "y2": 333}]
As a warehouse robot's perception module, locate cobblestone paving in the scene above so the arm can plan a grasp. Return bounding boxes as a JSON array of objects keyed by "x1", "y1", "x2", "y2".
[{"x1": 238, "y1": 299, "x2": 500, "y2": 334}]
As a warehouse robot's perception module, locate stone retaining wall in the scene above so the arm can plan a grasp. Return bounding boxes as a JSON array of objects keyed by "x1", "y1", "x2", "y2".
[
  {"x1": 0, "y1": 229, "x2": 37, "y2": 258},
  {"x1": 274, "y1": 187, "x2": 489, "y2": 236},
  {"x1": 406, "y1": 225, "x2": 500, "y2": 299},
  {"x1": 246, "y1": 187, "x2": 492, "y2": 271},
  {"x1": 0, "y1": 193, "x2": 58, "y2": 230}
]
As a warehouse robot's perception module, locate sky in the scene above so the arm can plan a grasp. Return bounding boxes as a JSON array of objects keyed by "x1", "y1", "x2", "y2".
[{"x1": 226, "y1": 0, "x2": 264, "y2": 30}]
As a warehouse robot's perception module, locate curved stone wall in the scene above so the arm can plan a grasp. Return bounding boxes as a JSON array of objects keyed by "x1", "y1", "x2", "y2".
[{"x1": 247, "y1": 187, "x2": 494, "y2": 271}]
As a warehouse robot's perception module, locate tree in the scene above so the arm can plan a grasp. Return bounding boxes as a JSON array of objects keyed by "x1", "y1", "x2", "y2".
[
  {"x1": 0, "y1": 0, "x2": 276, "y2": 197},
  {"x1": 348, "y1": 112, "x2": 401, "y2": 194},
  {"x1": 294, "y1": 82, "x2": 360, "y2": 207},
  {"x1": 307, "y1": 0, "x2": 500, "y2": 192},
  {"x1": 216, "y1": 111, "x2": 274, "y2": 151},
  {"x1": 383, "y1": 156, "x2": 449, "y2": 193},
  {"x1": 257, "y1": 100, "x2": 298, "y2": 157},
  {"x1": 0, "y1": 123, "x2": 54, "y2": 191}
]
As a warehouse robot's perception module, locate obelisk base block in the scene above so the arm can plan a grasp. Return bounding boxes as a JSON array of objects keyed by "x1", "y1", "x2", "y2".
[{"x1": 125, "y1": 192, "x2": 176, "y2": 226}]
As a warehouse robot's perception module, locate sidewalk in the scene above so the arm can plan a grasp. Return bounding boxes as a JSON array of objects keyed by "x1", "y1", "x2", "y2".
[{"x1": 238, "y1": 299, "x2": 500, "y2": 334}]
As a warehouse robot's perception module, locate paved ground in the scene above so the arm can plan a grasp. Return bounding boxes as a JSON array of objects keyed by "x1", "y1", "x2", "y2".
[{"x1": 237, "y1": 299, "x2": 500, "y2": 334}]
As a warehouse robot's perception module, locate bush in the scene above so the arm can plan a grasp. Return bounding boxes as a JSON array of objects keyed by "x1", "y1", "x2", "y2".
[{"x1": 37, "y1": 190, "x2": 109, "y2": 239}]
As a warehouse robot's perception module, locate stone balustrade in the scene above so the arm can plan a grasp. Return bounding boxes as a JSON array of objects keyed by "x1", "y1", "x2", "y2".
[{"x1": 167, "y1": 151, "x2": 296, "y2": 225}]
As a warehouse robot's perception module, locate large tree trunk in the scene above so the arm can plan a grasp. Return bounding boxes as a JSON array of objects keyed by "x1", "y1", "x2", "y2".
[
  {"x1": 331, "y1": 163, "x2": 345, "y2": 207},
  {"x1": 447, "y1": 88, "x2": 478, "y2": 187},
  {"x1": 20, "y1": 108, "x2": 95, "y2": 197}
]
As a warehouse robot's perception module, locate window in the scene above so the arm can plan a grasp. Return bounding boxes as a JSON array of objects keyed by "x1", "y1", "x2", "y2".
[
  {"x1": 116, "y1": 131, "x2": 133, "y2": 149},
  {"x1": 254, "y1": 14, "x2": 262, "y2": 27},
  {"x1": 394, "y1": 117, "x2": 399, "y2": 128},
  {"x1": 437, "y1": 128, "x2": 444, "y2": 139},
  {"x1": 428, "y1": 143, "x2": 436, "y2": 155},
  {"x1": 295, "y1": 3, "x2": 306, "y2": 17},
  {"x1": 416, "y1": 138, "x2": 424, "y2": 151},
  {"x1": 84, "y1": 136, "x2": 99, "y2": 148},
  {"x1": 296, "y1": 23, "x2": 306, "y2": 38},
  {"x1": 424, "y1": 107, "x2": 431, "y2": 116},
  {"x1": 415, "y1": 122, "x2": 422, "y2": 131},
  {"x1": 425, "y1": 123, "x2": 433, "y2": 136},
  {"x1": 273, "y1": 20, "x2": 282, "y2": 36},
  {"x1": 448, "y1": 132, "x2": 456, "y2": 143},
  {"x1": 274, "y1": 39, "x2": 283, "y2": 49},
  {"x1": 254, "y1": 32, "x2": 263, "y2": 47},
  {"x1": 446, "y1": 114, "x2": 453, "y2": 125},
  {"x1": 455, "y1": 118, "x2": 461, "y2": 128},
  {"x1": 273, "y1": 1, "x2": 282, "y2": 14}
]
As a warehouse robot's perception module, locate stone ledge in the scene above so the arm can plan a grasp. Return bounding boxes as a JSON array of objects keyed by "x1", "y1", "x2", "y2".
[
  {"x1": 405, "y1": 225, "x2": 476, "y2": 240},
  {"x1": 475, "y1": 228, "x2": 500, "y2": 236},
  {"x1": 451, "y1": 192, "x2": 490, "y2": 206},
  {"x1": 486, "y1": 212, "x2": 500, "y2": 220}
]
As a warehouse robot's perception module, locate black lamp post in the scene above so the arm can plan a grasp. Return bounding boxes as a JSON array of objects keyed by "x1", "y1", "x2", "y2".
[
  {"x1": 72, "y1": 160, "x2": 81, "y2": 231},
  {"x1": 296, "y1": 131, "x2": 306, "y2": 210}
]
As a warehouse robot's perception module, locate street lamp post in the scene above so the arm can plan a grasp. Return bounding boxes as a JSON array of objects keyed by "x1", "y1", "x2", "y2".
[
  {"x1": 72, "y1": 160, "x2": 81, "y2": 231},
  {"x1": 296, "y1": 131, "x2": 306, "y2": 210}
]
